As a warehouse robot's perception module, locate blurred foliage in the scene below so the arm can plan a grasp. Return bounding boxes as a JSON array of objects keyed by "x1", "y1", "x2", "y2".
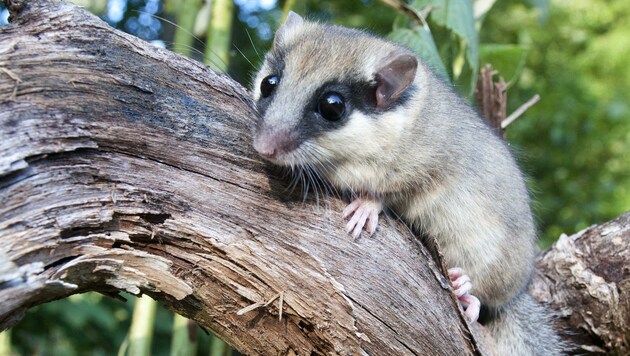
[
  {"x1": 1, "y1": 0, "x2": 628, "y2": 353},
  {"x1": 7, "y1": 293, "x2": 217, "y2": 355},
  {"x1": 480, "y1": 0, "x2": 630, "y2": 246},
  {"x1": 10, "y1": 293, "x2": 130, "y2": 355}
]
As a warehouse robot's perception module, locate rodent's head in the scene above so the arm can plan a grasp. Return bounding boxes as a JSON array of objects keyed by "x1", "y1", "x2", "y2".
[{"x1": 252, "y1": 12, "x2": 418, "y2": 172}]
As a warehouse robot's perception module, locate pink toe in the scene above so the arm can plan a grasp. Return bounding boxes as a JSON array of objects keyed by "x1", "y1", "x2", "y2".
[
  {"x1": 453, "y1": 281, "x2": 472, "y2": 297},
  {"x1": 352, "y1": 208, "x2": 369, "y2": 238},
  {"x1": 448, "y1": 267, "x2": 465, "y2": 280},
  {"x1": 367, "y1": 213, "x2": 379, "y2": 235},
  {"x1": 342, "y1": 199, "x2": 362, "y2": 218},
  {"x1": 452, "y1": 274, "x2": 471, "y2": 289},
  {"x1": 459, "y1": 294, "x2": 480, "y2": 322}
]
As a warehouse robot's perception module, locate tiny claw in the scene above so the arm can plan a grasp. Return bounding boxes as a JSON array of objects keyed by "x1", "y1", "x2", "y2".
[
  {"x1": 366, "y1": 209, "x2": 379, "y2": 235},
  {"x1": 459, "y1": 294, "x2": 481, "y2": 322}
]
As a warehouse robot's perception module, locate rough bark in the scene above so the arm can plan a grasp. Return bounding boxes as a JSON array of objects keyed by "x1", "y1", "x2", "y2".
[
  {"x1": 531, "y1": 213, "x2": 630, "y2": 354},
  {"x1": 0, "y1": 0, "x2": 628, "y2": 355},
  {"x1": 0, "y1": 0, "x2": 479, "y2": 354}
]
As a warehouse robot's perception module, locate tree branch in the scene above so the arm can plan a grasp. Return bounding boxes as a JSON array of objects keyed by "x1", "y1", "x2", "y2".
[
  {"x1": 1, "y1": 0, "x2": 628, "y2": 354},
  {"x1": 0, "y1": 0, "x2": 480, "y2": 354},
  {"x1": 531, "y1": 213, "x2": 630, "y2": 354}
]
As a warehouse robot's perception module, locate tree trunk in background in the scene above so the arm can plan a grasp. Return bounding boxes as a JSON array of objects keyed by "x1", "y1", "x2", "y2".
[
  {"x1": 205, "y1": 0, "x2": 233, "y2": 71},
  {"x1": 171, "y1": 0, "x2": 202, "y2": 58},
  {"x1": 0, "y1": 0, "x2": 627, "y2": 354}
]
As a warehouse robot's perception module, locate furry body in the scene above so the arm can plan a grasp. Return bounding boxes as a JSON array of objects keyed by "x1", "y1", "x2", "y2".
[{"x1": 252, "y1": 12, "x2": 562, "y2": 355}]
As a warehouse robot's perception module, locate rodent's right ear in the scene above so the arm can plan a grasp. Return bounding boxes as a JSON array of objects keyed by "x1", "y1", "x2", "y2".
[
  {"x1": 273, "y1": 11, "x2": 304, "y2": 48},
  {"x1": 374, "y1": 49, "x2": 418, "y2": 110}
]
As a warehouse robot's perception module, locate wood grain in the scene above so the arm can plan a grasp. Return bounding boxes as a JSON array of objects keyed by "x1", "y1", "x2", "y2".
[
  {"x1": 3, "y1": 1, "x2": 628, "y2": 354},
  {"x1": 531, "y1": 213, "x2": 630, "y2": 354},
  {"x1": 0, "y1": 0, "x2": 480, "y2": 354}
]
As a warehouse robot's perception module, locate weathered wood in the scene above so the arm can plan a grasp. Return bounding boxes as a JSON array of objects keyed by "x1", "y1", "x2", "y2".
[
  {"x1": 2, "y1": 0, "x2": 629, "y2": 354},
  {"x1": 531, "y1": 212, "x2": 630, "y2": 354},
  {"x1": 0, "y1": 0, "x2": 480, "y2": 354}
]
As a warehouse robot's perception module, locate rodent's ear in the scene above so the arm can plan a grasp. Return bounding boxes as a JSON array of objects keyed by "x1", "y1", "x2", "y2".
[
  {"x1": 274, "y1": 11, "x2": 305, "y2": 47},
  {"x1": 374, "y1": 49, "x2": 418, "y2": 109}
]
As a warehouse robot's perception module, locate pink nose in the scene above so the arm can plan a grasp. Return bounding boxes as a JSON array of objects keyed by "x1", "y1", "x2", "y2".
[
  {"x1": 253, "y1": 127, "x2": 298, "y2": 161},
  {"x1": 253, "y1": 133, "x2": 279, "y2": 160},
  {"x1": 257, "y1": 147, "x2": 277, "y2": 160}
]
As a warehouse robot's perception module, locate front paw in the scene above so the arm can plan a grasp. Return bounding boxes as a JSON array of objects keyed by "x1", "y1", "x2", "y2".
[
  {"x1": 342, "y1": 197, "x2": 382, "y2": 239},
  {"x1": 448, "y1": 267, "x2": 481, "y2": 322}
]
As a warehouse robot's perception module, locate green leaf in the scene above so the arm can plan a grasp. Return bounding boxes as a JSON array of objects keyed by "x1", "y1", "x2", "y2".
[
  {"x1": 392, "y1": 13, "x2": 412, "y2": 30},
  {"x1": 430, "y1": 0, "x2": 479, "y2": 74},
  {"x1": 409, "y1": 0, "x2": 479, "y2": 94},
  {"x1": 473, "y1": 0, "x2": 498, "y2": 20},
  {"x1": 411, "y1": 0, "x2": 431, "y2": 9},
  {"x1": 388, "y1": 27, "x2": 449, "y2": 81},
  {"x1": 479, "y1": 44, "x2": 527, "y2": 84}
]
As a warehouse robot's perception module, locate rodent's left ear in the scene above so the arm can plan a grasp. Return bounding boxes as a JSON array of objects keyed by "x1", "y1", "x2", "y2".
[
  {"x1": 374, "y1": 49, "x2": 418, "y2": 109},
  {"x1": 273, "y1": 11, "x2": 305, "y2": 48}
]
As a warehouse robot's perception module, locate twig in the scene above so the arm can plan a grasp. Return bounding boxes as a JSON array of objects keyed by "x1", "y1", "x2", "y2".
[
  {"x1": 237, "y1": 291, "x2": 285, "y2": 318},
  {"x1": 236, "y1": 300, "x2": 265, "y2": 316},
  {"x1": 476, "y1": 64, "x2": 507, "y2": 134},
  {"x1": 263, "y1": 292, "x2": 281, "y2": 307},
  {"x1": 278, "y1": 291, "x2": 284, "y2": 321},
  {"x1": 501, "y1": 94, "x2": 540, "y2": 128},
  {"x1": 378, "y1": 0, "x2": 432, "y2": 31}
]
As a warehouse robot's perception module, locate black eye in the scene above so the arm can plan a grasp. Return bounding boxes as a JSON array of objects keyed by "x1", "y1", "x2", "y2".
[
  {"x1": 260, "y1": 75, "x2": 279, "y2": 98},
  {"x1": 317, "y1": 92, "x2": 345, "y2": 121}
]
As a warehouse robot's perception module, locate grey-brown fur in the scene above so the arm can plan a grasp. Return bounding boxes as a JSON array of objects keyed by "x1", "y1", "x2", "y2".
[{"x1": 252, "y1": 12, "x2": 563, "y2": 355}]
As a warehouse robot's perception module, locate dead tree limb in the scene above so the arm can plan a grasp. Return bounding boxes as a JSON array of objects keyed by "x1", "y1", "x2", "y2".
[
  {"x1": 0, "y1": 0, "x2": 480, "y2": 354},
  {"x1": 1, "y1": 0, "x2": 628, "y2": 354},
  {"x1": 531, "y1": 213, "x2": 630, "y2": 354}
]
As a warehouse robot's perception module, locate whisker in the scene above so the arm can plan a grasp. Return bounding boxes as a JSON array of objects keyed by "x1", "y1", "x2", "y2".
[
  {"x1": 308, "y1": 144, "x2": 356, "y2": 198},
  {"x1": 233, "y1": 44, "x2": 256, "y2": 70},
  {"x1": 132, "y1": 10, "x2": 230, "y2": 70},
  {"x1": 300, "y1": 147, "x2": 326, "y2": 204},
  {"x1": 310, "y1": 164, "x2": 327, "y2": 209},
  {"x1": 304, "y1": 150, "x2": 335, "y2": 202},
  {"x1": 132, "y1": 10, "x2": 205, "y2": 48},
  {"x1": 300, "y1": 166, "x2": 309, "y2": 203},
  {"x1": 245, "y1": 29, "x2": 262, "y2": 61},
  {"x1": 163, "y1": 41, "x2": 206, "y2": 58},
  {"x1": 306, "y1": 164, "x2": 319, "y2": 207},
  {"x1": 285, "y1": 161, "x2": 301, "y2": 194}
]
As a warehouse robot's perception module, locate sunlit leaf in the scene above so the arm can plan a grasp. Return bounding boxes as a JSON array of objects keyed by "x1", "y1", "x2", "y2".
[
  {"x1": 410, "y1": 0, "x2": 479, "y2": 91},
  {"x1": 411, "y1": 0, "x2": 478, "y2": 67},
  {"x1": 389, "y1": 27, "x2": 449, "y2": 80},
  {"x1": 479, "y1": 44, "x2": 527, "y2": 84},
  {"x1": 474, "y1": 0, "x2": 498, "y2": 20}
]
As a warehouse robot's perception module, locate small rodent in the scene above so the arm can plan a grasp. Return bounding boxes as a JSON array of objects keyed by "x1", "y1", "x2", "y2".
[{"x1": 252, "y1": 12, "x2": 563, "y2": 355}]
